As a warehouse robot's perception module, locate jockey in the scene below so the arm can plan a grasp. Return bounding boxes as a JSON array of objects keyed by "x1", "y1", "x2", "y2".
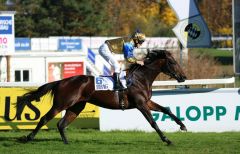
[{"x1": 99, "y1": 31, "x2": 146, "y2": 91}]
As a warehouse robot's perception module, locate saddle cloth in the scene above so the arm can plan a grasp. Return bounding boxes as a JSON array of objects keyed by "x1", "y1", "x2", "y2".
[{"x1": 94, "y1": 71, "x2": 127, "y2": 91}]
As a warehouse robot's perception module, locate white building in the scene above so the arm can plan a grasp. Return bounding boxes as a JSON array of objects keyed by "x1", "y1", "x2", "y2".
[{"x1": 0, "y1": 37, "x2": 179, "y2": 83}]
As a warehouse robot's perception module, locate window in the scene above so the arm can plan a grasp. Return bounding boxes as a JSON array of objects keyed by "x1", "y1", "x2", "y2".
[
  {"x1": 14, "y1": 69, "x2": 31, "y2": 82},
  {"x1": 23, "y1": 70, "x2": 29, "y2": 81},
  {"x1": 15, "y1": 70, "x2": 21, "y2": 82}
]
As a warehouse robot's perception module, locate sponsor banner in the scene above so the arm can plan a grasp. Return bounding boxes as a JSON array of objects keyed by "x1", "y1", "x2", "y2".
[
  {"x1": 58, "y1": 38, "x2": 82, "y2": 51},
  {"x1": 0, "y1": 88, "x2": 60, "y2": 130},
  {"x1": 100, "y1": 88, "x2": 240, "y2": 132},
  {"x1": 0, "y1": 12, "x2": 15, "y2": 54},
  {"x1": 63, "y1": 62, "x2": 84, "y2": 78},
  {"x1": 167, "y1": 0, "x2": 199, "y2": 20},
  {"x1": 48, "y1": 62, "x2": 84, "y2": 82},
  {"x1": 167, "y1": 0, "x2": 211, "y2": 48},
  {"x1": 0, "y1": 88, "x2": 99, "y2": 130},
  {"x1": 0, "y1": 16, "x2": 12, "y2": 34},
  {"x1": 48, "y1": 63, "x2": 62, "y2": 82},
  {"x1": 15, "y1": 38, "x2": 31, "y2": 51},
  {"x1": 173, "y1": 15, "x2": 211, "y2": 48}
]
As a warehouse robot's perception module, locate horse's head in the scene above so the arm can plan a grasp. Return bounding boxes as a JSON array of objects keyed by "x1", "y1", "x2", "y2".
[{"x1": 145, "y1": 49, "x2": 187, "y2": 82}]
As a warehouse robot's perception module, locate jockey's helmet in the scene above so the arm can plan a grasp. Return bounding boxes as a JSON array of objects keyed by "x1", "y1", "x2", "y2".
[{"x1": 132, "y1": 32, "x2": 146, "y2": 45}]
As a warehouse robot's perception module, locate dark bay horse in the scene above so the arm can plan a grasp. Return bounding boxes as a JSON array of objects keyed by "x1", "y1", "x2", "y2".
[{"x1": 16, "y1": 49, "x2": 187, "y2": 145}]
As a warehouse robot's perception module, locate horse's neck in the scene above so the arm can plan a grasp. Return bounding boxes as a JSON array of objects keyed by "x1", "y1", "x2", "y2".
[
  {"x1": 129, "y1": 65, "x2": 160, "y2": 87},
  {"x1": 141, "y1": 67, "x2": 160, "y2": 84}
]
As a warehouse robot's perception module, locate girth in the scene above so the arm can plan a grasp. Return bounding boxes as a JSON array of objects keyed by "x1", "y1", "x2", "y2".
[{"x1": 114, "y1": 90, "x2": 127, "y2": 110}]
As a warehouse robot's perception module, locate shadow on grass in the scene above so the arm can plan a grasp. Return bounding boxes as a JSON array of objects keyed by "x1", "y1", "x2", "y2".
[
  {"x1": 0, "y1": 136, "x2": 20, "y2": 143},
  {"x1": 76, "y1": 138, "x2": 168, "y2": 147},
  {"x1": 0, "y1": 136, "x2": 62, "y2": 145},
  {"x1": 214, "y1": 56, "x2": 233, "y2": 65}
]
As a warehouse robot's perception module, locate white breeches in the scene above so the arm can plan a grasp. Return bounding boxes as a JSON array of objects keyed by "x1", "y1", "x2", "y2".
[{"x1": 99, "y1": 43, "x2": 121, "y2": 73}]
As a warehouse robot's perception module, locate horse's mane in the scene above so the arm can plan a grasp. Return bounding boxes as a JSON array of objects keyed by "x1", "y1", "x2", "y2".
[{"x1": 127, "y1": 49, "x2": 171, "y2": 73}]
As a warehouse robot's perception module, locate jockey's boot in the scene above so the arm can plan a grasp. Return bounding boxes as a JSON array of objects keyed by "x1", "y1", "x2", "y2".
[{"x1": 113, "y1": 72, "x2": 124, "y2": 91}]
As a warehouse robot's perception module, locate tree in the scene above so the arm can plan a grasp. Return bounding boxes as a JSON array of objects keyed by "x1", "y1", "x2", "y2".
[
  {"x1": 0, "y1": 0, "x2": 7, "y2": 10},
  {"x1": 14, "y1": 0, "x2": 110, "y2": 37},
  {"x1": 12, "y1": 0, "x2": 232, "y2": 37},
  {"x1": 198, "y1": 0, "x2": 232, "y2": 35},
  {"x1": 105, "y1": 0, "x2": 176, "y2": 37}
]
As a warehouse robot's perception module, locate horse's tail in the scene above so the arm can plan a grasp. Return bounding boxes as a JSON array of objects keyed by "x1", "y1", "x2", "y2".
[{"x1": 15, "y1": 81, "x2": 60, "y2": 119}]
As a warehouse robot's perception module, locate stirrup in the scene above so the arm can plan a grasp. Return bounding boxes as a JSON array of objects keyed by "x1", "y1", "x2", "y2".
[{"x1": 113, "y1": 72, "x2": 125, "y2": 91}]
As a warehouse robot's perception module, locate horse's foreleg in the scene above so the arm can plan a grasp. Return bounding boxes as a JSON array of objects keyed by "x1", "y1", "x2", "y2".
[
  {"x1": 147, "y1": 100, "x2": 187, "y2": 131},
  {"x1": 57, "y1": 102, "x2": 87, "y2": 144},
  {"x1": 137, "y1": 104, "x2": 172, "y2": 145}
]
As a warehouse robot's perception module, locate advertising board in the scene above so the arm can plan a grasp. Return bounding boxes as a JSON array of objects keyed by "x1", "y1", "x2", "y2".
[
  {"x1": 0, "y1": 12, "x2": 15, "y2": 55},
  {"x1": 100, "y1": 88, "x2": 240, "y2": 132},
  {"x1": 0, "y1": 88, "x2": 58, "y2": 129},
  {"x1": 15, "y1": 38, "x2": 31, "y2": 51},
  {"x1": 167, "y1": 0, "x2": 211, "y2": 48},
  {"x1": 58, "y1": 38, "x2": 82, "y2": 51},
  {"x1": 48, "y1": 62, "x2": 84, "y2": 82},
  {"x1": 0, "y1": 87, "x2": 99, "y2": 130}
]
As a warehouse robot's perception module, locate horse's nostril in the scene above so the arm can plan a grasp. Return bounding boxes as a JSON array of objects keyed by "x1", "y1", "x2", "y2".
[{"x1": 177, "y1": 76, "x2": 186, "y2": 82}]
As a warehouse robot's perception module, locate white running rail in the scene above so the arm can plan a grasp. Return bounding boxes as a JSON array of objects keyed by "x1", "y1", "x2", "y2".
[{"x1": 153, "y1": 77, "x2": 235, "y2": 87}]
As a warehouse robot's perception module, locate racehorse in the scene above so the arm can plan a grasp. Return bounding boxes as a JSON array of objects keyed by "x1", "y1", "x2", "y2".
[{"x1": 16, "y1": 49, "x2": 187, "y2": 145}]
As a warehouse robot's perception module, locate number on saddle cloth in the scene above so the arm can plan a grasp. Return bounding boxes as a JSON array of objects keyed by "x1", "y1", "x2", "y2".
[{"x1": 94, "y1": 71, "x2": 129, "y2": 91}]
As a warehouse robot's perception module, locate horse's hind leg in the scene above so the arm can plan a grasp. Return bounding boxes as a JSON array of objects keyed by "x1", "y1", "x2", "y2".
[
  {"x1": 24, "y1": 107, "x2": 61, "y2": 142},
  {"x1": 57, "y1": 102, "x2": 87, "y2": 144},
  {"x1": 147, "y1": 100, "x2": 187, "y2": 131}
]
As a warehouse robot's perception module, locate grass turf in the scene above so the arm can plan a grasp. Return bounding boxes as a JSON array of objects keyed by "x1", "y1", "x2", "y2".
[{"x1": 0, "y1": 129, "x2": 239, "y2": 154}]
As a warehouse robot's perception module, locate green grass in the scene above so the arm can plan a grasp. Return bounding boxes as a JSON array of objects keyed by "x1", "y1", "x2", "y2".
[
  {"x1": 0, "y1": 129, "x2": 240, "y2": 154},
  {"x1": 190, "y1": 48, "x2": 233, "y2": 58}
]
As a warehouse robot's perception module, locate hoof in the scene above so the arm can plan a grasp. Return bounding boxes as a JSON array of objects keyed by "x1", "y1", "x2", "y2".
[
  {"x1": 165, "y1": 139, "x2": 172, "y2": 146},
  {"x1": 162, "y1": 137, "x2": 172, "y2": 146},
  {"x1": 18, "y1": 135, "x2": 29, "y2": 143},
  {"x1": 180, "y1": 125, "x2": 187, "y2": 131}
]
